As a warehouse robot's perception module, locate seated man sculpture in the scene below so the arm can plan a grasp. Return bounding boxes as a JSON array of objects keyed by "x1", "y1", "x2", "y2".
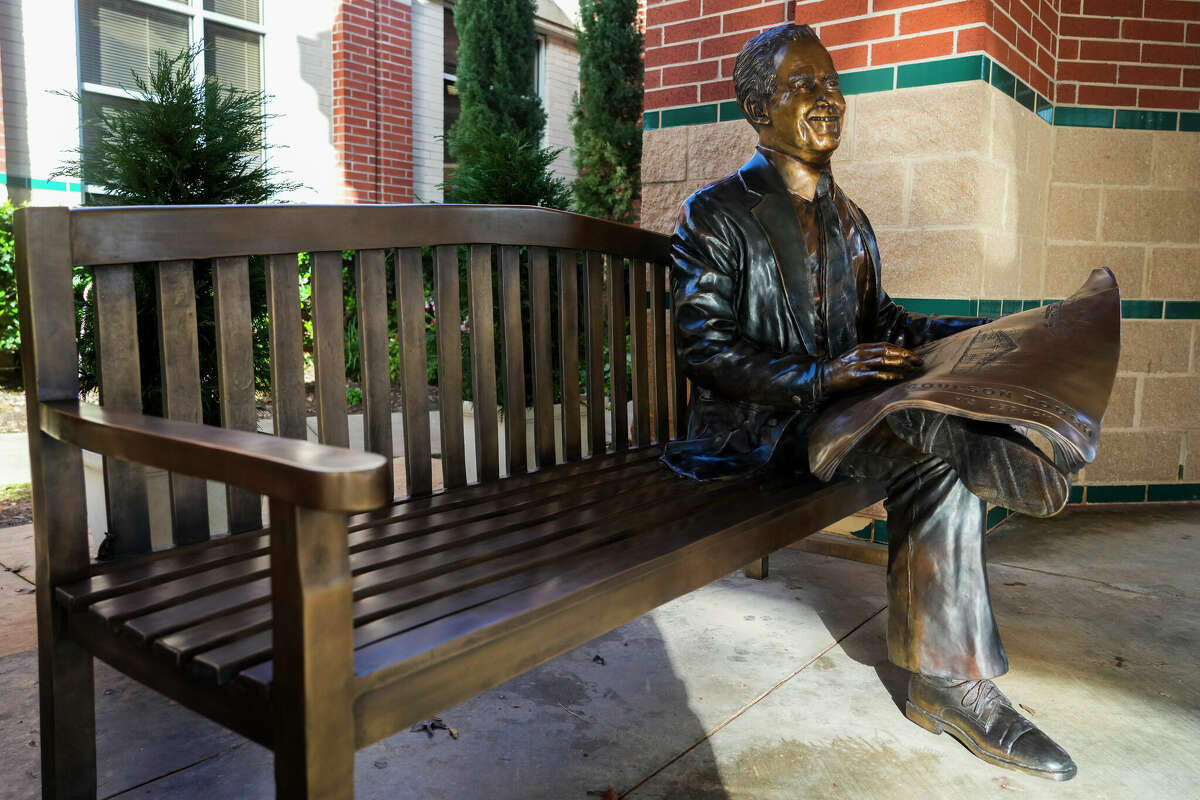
[{"x1": 663, "y1": 23, "x2": 1078, "y2": 781}]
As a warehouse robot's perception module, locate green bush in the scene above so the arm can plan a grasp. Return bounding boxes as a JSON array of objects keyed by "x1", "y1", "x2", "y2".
[{"x1": 0, "y1": 200, "x2": 18, "y2": 357}]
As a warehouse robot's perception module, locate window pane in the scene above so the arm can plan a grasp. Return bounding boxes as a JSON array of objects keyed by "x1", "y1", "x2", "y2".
[
  {"x1": 79, "y1": 0, "x2": 190, "y2": 90},
  {"x1": 204, "y1": 0, "x2": 261, "y2": 25},
  {"x1": 204, "y1": 22, "x2": 262, "y2": 93}
]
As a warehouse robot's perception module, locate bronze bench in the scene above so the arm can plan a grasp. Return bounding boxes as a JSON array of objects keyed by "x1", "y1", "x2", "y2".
[{"x1": 16, "y1": 204, "x2": 881, "y2": 799}]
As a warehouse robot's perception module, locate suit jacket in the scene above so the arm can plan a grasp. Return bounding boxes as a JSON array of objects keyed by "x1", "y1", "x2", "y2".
[{"x1": 663, "y1": 150, "x2": 987, "y2": 480}]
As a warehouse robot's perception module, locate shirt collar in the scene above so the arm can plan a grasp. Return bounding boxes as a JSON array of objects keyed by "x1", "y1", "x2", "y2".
[{"x1": 756, "y1": 145, "x2": 832, "y2": 202}]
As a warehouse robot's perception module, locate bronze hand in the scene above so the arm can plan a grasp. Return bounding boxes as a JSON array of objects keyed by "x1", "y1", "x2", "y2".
[{"x1": 822, "y1": 342, "x2": 923, "y2": 394}]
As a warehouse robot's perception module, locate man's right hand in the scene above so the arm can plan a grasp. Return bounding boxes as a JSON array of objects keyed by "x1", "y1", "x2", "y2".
[{"x1": 822, "y1": 342, "x2": 923, "y2": 395}]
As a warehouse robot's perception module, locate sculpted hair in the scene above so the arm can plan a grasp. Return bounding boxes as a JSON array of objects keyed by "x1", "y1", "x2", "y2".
[{"x1": 733, "y1": 23, "x2": 819, "y2": 125}]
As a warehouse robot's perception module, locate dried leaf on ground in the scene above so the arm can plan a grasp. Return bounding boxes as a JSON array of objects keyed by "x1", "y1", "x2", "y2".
[
  {"x1": 592, "y1": 654, "x2": 606, "y2": 665},
  {"x1": 586, "y1": 787, "x2": 618, "y2": 799}
]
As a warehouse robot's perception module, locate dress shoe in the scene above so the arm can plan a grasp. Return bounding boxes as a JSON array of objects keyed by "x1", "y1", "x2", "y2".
[
  {"x1": 886, "y1": 409, "x2": 1070, "y2": 518},
  {"x1": 906, "y1": 675, "x2": 1077, "y2": 781}
]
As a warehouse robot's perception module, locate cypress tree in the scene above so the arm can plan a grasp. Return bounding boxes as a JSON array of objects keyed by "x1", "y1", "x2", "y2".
[
  {"x1": 447, "y1": 0, "x2": 569, "y2": 207},
  {"x1": 571, "y1": 0, "x2": 644, "y2": 223}
]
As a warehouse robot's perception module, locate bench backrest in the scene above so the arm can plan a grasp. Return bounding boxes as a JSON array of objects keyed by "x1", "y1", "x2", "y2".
[{"x1": 17, "y1": 204, "x2": 681, "y2": 558}]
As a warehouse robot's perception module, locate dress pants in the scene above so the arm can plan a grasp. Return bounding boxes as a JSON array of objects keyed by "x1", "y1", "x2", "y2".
[{"x1": 834, "y1": 420, "x2": 1009, "y2": 680}]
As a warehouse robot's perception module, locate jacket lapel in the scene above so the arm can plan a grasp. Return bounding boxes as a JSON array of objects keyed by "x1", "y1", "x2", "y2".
[{"x1": 739, "y1": 152, "x2": 818, "y2": 355}]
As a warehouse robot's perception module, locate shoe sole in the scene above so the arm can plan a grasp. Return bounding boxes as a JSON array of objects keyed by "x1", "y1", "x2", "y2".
[
  {"x1": 905, "y1": 701, "x2": 1077, "y2": 782},
  {"x1": 889, "y1": 411, "x2": 1070, "y2": 518}
]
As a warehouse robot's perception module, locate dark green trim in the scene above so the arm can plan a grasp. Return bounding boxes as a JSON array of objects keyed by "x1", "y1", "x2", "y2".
[
  {"x1": 896, "y1": 54, "x2": 984, "y2": 89},
  {"x1": 1085, "y1": 485, "x2": 1147, "y2": 504},
  {"x1": 851, "y1": 522, "x2": 873, "y2": 540},
  {"x1": 717, "y1": 100, "x2": 743, "y2": 122},
  {"x1": 986, "y1": 506, "x2": 1009, "y2": 529},
  {"x1": 1001, "y1": 299, "x2": 1024, "y2": 315},
  {"x1": 1115, "y1": 110, "x2": 1178, "y2": 131},
  {"x1": 871, "y1": 519, "x2": 888, "y2": 544},
  {"x1": 642, "y1": 110, "x2": 660, "y2": 130},
  {"x1": 1164, "y1": 301, "x2": 1200, "y2": 320},
  {"x1": 1121, "y1": 299, "x2": 1164, "y2": 319},
  {"x1": 1147, "y1": 483, "x2": 1200, "y2": 502},
  {"x1": 0, "y1": 173, "x2": 81, "y2": 193},
  {"x1": 1068, "y1": 485, "x2": 1085, "y2": 504},
  {"x1": 989, "y1": 62, "x2": 1016, "y2": 97},
  {"x1": 841, "y1": 66, "x2": 894, "y2": 95},
  {"x1": 892, "y1": 297, "x2": 978, "y2": 316},
  {"x1": 661, "y1": 103, "x2": 718, "y2": 128},
  {"x1": 1181, "y1": 113, "x2": 1200, "y2": 133},
  {"x1": 1053, "y1": 106, "x2": 1114, "y2": 128},
  {"x1": 978, "y1": 299, "x2": 1002, "y2": 318}
]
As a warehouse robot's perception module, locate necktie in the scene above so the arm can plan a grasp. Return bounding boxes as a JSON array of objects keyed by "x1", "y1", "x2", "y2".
[{"x1": 815, "y1": 171, "x2": 857, "y2": 358}]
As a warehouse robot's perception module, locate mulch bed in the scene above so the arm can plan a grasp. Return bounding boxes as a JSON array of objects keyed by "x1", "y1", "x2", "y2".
[{"x1": 0, "y1": 484, "x2": 32, "y2": 529}]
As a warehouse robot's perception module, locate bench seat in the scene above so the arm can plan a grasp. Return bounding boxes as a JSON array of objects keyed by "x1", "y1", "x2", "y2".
[{"x1": 58, "y1": 448, "x2": 879, "y2": 749}]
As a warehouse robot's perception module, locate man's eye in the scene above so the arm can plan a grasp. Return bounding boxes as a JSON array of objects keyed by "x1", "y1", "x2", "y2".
[{"x1": 827, "y1": 77, "x2": 840, "y2": 88}]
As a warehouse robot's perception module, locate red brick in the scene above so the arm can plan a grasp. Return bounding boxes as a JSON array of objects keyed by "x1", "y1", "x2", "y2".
[
  {"x1": 1016, "y1": 29, "x2": 1039, "y2": 61},
  {"x1": 700, "y1": 31, "x2": 752, "y2": 58},
  {"x1": 1056, "y1": 82, "x2": 1078, "y2": 103},
  {"x1": 1138, "y1": 87, "x2": 1200, "y2": 108},
  {"x1": 700, "y1": 79, "x2": 737, "y2": 101},
  {"x1": 1145, "y1": 0, "x2": 1200, "y2": 20},
  {"x1": 1010, "y1": 0, "x2": 1033, "y2": 31},
  {"x1": 1039, "y1": 0, "x2": 1059, "y2": 31},
  {"x1": 794, "y1": 0, "x2": 869, "y2": 25},
  {"x1": 1189, "y1": 22, "x2": 1200, "y2": 42},
  {"x1": 721, "y1": 55, "x2": 738, "y2": 76},
  {"x1": 822, "y1": 14, "x2": 896, "y2": 45},
  {"x1": 647, "y1": 26, "x2": 663, "y2": 47},
  {"x1": 993, "y1": 9, "x2": 1018, "y2": 44},
  {"x1": 664, "y1": 16, "x2": 722, "y2": 43},
  {"x1": 1059, "y1": 37, "x2": 1080, "y2": 59},
  {"x1": 644, "y1": 85, "x2": 699, "y2": 109},
  {"x1": 645, "y1": 68, "x2": 663, "y2": 89},
  {"x1": 1029, "y1": 68, "x2": 1050, "y2": 95},
  {"x1": 703, "y1": 0, "x2": 766, "y2": 13},
  {"x1": 1059, "y1": 60, "x2": 1118, "y2": 81},
  {"x1": 870, "y1": 31, "x2": 954, "y2": 64},
  {"x1": 1185, "y1": 67, "x2": 1200, "y2": 87},
  {"x1": 829, "y1": 43, "x2": 870, "y2": 69},
  {"x1": 646, "y1": 0, "x2": 701, "y2": 26},
  {"x1": 1077, "y1": 84, "x2": 1138, "y2": 105},
  {"x1": 662, "y1": 60, "x2": 720, "y2": 85},
  {"x1": 1082, "y1": 0, "x2": 1143, "y2": 16},
  {"x1": 1059, "y1": 14, "x2": 1120, "y2": 37},
  {"x1": 871, "y1": 0, "x2": 933, "y2": 11},
  {"x1": 646, "y1": 41, "x2": 700, "y2": 67},
  {"x1": 1060, "y1": 0, "x2": 1081, "y2": 12},
  {"x1": 1078, "y1": 39, "x2": 1141, "y2": 61},
  {"x1": 1119, "y1": 64, "x2": 1183, "y2": 84},
  {"x1": 1033, "y1": 18, "x2": 1054, "y2": 51},
  {"x1": 723, "y1": 3, "x2": 789, "y2": 32},
  {"x1": 899, "y1": 0, "x2": 984, "y2": 34},
  {"x1": 1143, "y1": 42, "x2": 1200, "y2": 64},
  {"x1": 1122, "y1": 18, "x2": 1186, "y2": 40},
  {"x1": 956, "y1": 23, "x2": 997, "y2": 53},
  {"x1": 1037, "y1": 42, "x2": 1055, "y2": 72}
]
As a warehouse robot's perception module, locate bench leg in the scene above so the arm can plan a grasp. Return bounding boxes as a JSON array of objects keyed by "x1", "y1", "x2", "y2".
[
  {"x1": 269, "y1": 502, "x2": 356, "y2": 800},
  {"x1": 37, "y1": 619, "x2": 97, "y2": 799},
  {"x1": 744, "y1": 555, "x2": 769, "y2": 580}
]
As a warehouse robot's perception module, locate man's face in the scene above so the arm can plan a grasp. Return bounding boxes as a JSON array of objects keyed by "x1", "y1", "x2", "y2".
[{"x1": 755, "y1": 37, "x2": 845, "y2": 164}]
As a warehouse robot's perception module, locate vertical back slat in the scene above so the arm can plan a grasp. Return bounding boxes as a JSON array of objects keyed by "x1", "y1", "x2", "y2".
[
  {"x1": 395, "y1": 248, "x2": 432, "y2": 497},
  {"x1": 92, "y1": 265, "x2": 152, "y2": 555},
  {"x1": 435, "y1": 245, "x2": 467, "y2": 489},
  {"x1": 212, "y1": 256, "x2": 262, "y2": 533},
  {"x1": 607, "y1": 256, "x2": 628, "y2": 452},
  {"x1": 583, "y1": 251, "x2": 606, "y2": 458},
  {"x1": 671, "y1": 283, "x2": 688, "y2": 440},
  {"x1": 557, "y1": 250, "x2": 581, "y2": 462},
  {"x1": 499, "y1": 246, "x2": 526, "y2": 476},
  {"x1": 528, "y1": 247, "x2": 555, "y2": 468},
  {"x1": 651, "y1": 263, "x2": 669, "y2": 444},
  {"x1": 310, "y1": 251, "x2": 349, "y2": 448},
  {"x1": 357, "y1": 249, "x2": 394, "y2": 501},
  {"x1": 155, "y1": 260, "x2": 209, "y2": 545},
  {"x1": 467, "y1": 245, "x2": 499, "y2": 483},
  {"x1": 265, "y1": 254, "x2": 307, "y2": 440},
  {"x1": 629, "y1": 259, "x2": 651, "y2": 449}
]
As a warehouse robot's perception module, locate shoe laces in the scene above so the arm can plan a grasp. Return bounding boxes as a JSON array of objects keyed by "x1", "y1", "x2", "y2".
[{"x1": 958, "y1": 679, "x2": 1006, "y2": 726}]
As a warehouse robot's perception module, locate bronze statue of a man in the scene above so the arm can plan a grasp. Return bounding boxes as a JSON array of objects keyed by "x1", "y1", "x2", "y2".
[{"x1": 663, "y1": 23, "x2": 1077, "y2": 780}]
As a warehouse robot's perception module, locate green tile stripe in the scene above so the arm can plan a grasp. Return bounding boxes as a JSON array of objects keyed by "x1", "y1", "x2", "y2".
[
  {"x1": 1147, "y1": 484, "x2": 1200, "y2": 502},
  {"x1": 879, "y1": 297, "x2": 1200, "y2": 320},
  {"x1": 0, "y1": 173, "x2": 82, "y2": 193},
  {"x1": 872, "y1": 519, "x2": 889, "y2": 544},
  {"x1": 892, "y1": 297, "x2": 978, "y2": 316},
  {"x1": 986, "y1": 505, "x2": 1009, "y2": 529},
  {"x1": 1165, "y1": 301, "x2": 1200, "y2": 319},
  {"x1": 645, "y1": 53, "x2": 1200, "y2": 133},
  {"x1": 1085, "y1": 485, "x2": 1148, "y2": 503},
  {"x1": 1068, "y1": 485, "x2": 1085, "y2": 504}
]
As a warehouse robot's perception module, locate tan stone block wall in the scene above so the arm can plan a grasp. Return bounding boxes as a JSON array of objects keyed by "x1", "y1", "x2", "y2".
[{"x1": 640, "y1": 80, "x2": 1200, "y2": 488}]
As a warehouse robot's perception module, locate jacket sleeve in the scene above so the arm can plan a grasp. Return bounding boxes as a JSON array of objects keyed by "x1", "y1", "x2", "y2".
[
  {"x1": 671, "y1": 192, "x2": 826, "y2": 411},
  {"x1": 854, "y1": 202, "x2": 991, "y2": 347}
]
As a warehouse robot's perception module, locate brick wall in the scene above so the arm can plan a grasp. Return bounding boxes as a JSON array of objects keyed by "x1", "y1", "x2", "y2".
[
  {"x1": 1056, "y1": 0, "x2": 1200, "y2": 111},
  {"x1": 333, "y1": 0, "x2": 415, "y2": 203}
]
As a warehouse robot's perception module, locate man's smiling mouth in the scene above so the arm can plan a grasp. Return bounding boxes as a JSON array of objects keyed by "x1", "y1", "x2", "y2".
[{"x1": 808, "y1": 115, "x2": 840, "y2": 122}]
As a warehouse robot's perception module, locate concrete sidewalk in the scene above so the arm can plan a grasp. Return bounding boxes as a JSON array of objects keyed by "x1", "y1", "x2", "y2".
[{"x1": 0, "y1": 504, "x2": 1196, "y2": 799}]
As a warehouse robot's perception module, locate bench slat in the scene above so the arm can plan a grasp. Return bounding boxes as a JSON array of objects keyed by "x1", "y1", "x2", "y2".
[
  {"x1": 311, "y1": 251, "x2": 349, "y2": 448},
  {"x1": 93, "y1": 264, "x2": 152, "y2": 556},
  {"x1": 435, "y1": 245, "x2": 467, "y2": 489},
  {"x1": 607, "y1": 255, "x2": 628, "y2": 452},
  {"x1": 212, "y1": 256, "x2": 262, "y2": 533},
  {"x1": 155, "y1": 260, "x2": 209, "y2": 545},
  {"x1": 499, "y1": 245, "x2": 526, "y2": 476},
  {"x1": 651, "y1": 264, "x2": 669, "y2": 444},
  {"x1": 395, "y1": 247, "x2": 432, "y2": 497},
  {"x1": 357, "y1": 249, "x2": 394, "y2": 499},
  {"x1": 630, "y1": 260, "x2": 651, "y2": 449},
  {"x1": 557, "y1": 250, "x2": 581, "y2": 462},
  {"x1": 583, "y1": 251, "x2": 606, "y2": 458},
  {"x1": 265, "y1": 254, "x2": 307, "y2": 441},
  {"x1": 467, "y1": 245, "x2": 499, "y2": 483},
  {"x1": 528, "y1": 247, "x2": 554, "y2": 468}
]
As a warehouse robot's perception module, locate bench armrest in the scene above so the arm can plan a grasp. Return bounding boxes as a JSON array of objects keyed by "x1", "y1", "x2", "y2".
[{"x1": 40, "y1": 400, "x2": 390, "y2": 513}]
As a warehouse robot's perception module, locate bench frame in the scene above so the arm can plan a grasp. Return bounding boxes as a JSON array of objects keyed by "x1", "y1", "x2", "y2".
[{"x1": 17, "y1": 204, "x2": 880, "y2": 799}]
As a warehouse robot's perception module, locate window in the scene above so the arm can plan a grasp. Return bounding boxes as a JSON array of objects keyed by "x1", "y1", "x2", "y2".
[{"x1": 77, "y1": 0, "x2": 265, "y2": 128}]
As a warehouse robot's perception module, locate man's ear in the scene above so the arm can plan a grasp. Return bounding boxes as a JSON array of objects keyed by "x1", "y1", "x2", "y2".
[{"x1": 744, "y1": 97, "x2": 770, "y2": 127}]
